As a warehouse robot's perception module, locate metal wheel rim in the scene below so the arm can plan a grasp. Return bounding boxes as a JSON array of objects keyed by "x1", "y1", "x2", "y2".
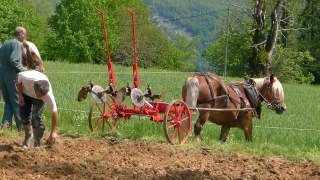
[
  {"x1": 88, "y1": 94, "x2": 118, "y2": 133},
  {"x1": 164, "y1": 100, "x2": 191, "y2": 145}
]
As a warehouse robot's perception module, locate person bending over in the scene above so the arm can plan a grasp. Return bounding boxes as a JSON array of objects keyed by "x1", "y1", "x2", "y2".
[{"x1": 17, "y1": 70, "x2": 58, "y2": 150}]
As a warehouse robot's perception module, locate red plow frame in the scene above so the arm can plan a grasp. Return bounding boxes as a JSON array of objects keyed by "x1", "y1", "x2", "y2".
[{"x1": 86, "y1": 7, "x2": 192, "y2": 145}]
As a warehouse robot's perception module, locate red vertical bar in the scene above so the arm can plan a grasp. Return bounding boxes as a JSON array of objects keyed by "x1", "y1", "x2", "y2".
[
  {"x1": 95, "y1": 7, "x2": 116, "y2": 89},
  {"x1": 127, "y1": 8, "x2": 139, "y2": 88}
]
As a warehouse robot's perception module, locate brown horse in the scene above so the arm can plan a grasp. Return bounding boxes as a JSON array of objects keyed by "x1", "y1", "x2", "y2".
[
  {"x1": 22, "y1": 41, "x2": 44, "y2": 72},
  {"x1": 182, "y1": 72, "x2": 286, "y2": 142}
]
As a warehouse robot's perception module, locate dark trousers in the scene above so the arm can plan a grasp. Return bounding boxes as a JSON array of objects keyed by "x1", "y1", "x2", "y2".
[
  {"x1": 0, "y1": 68, "x2": 21, "y2": 129},
  {"x1": 20, "y1": 94, "x2": 45, "y2": 131}
]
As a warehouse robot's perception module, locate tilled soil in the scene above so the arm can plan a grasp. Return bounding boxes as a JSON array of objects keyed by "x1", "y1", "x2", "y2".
[{"x1": 0, "y1": 135, "x2": 319, "y2": 180}]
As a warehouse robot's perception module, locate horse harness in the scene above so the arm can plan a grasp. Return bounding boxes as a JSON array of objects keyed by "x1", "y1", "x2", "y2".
[
  {"x1": 229, "y1": 84, "x2": 250, "y2": 108},
  {"x1": 195, "y1": 72, "x2": 261, "y2": 118},
  {"x1": 194, "y1": 72, "x2": 230, "y2": 105}
]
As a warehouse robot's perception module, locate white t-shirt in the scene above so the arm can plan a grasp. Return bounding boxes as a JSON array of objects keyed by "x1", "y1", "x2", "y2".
[{"x1": 17, "y1": 70, "x2": 57, "y2": 113}]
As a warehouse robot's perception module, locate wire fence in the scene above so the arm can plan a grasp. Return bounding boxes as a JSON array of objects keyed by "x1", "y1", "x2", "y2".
[
  {"x1": 0, "y1": 70, "x2": 318, "y2": 133},
  {"x1": 1, "y1": 101, "x2": 318, "y2": 132}
]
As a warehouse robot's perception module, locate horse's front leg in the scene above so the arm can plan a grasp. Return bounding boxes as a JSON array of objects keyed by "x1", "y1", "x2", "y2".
[
  {"x1": 243, "y1": 119, "x2": 253, "y2": 142},
  {"x1": 219, "y1": 125, "x2": 230, "y2": 142}
]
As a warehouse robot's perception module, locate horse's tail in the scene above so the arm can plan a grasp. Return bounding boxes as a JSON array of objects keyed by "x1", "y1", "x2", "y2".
[{"x1": 184, "y1": 76, "x2": 199, "y2": 108}]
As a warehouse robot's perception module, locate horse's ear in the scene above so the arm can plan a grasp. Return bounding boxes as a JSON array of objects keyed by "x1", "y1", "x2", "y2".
[{"x1": 270, "y1": 74, "x2": 276, "y2": 83}]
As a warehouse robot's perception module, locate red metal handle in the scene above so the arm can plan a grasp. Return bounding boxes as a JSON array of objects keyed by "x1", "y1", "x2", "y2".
[
  {"x1": 95, "y1": 7, "x2": 116, "y2": 89},
  {"x1": 127, "y1": 8, "x2": 139, "y2": 88}
]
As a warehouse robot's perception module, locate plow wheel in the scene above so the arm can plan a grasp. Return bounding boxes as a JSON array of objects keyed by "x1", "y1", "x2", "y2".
[
  {"x1": 88, "y1": 94, "x2": 118, "y2": 133},
  {"x1": 164, "y1": 100, "x2": 191, "y2": 145}
]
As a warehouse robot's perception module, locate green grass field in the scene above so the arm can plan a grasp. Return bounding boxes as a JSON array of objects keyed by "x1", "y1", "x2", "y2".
[{"x1": 1, "y1": 61, "x2": 320, "y2": 161}]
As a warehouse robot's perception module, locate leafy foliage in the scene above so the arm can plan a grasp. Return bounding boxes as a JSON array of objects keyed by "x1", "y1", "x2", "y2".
[
  {"x1": 1, "y1": 0, "x2": 319, "y2": 83},
  {"x1": 147, "y1": 0, "x2": 250, "y2": 60},
  {"x1": 203, "y1": 32, "x2": 252, "y2": 77},
  {"x1": 272, "y1": 46, "x2": 314, "y2": 84},
  {"x1": 0, "y1": 0, "x2": 46, "y2": 44},
  {"x1": 46, "y1": 0, "x2": 120, "y2": 63},
  {"x1": 202, "y1": 0, "x2": 318, "y2": 84},
  {"x1": 0, "y1": 0, "x2": 55, "y2": 60},
  {"x1": 45, "y1": 0, "x2": 195, "y2": 70},
  {"x1": 298, "y1": 0, "x2": 320, "y2": 83},
  {"x1": 111, "y1": 6, "x2": 186, "y2": 70},
  {"x1": 0, "y1": 0, "x2": 23, "y2": 42},
  {"x1": 19, "y1": 0, "x2": 53, "y2": 54}
]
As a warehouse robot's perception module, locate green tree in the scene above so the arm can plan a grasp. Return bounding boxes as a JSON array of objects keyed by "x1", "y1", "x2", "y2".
[
  {"x1": 47, "y1": 0, "x2": 190, "y2": 70},
  {"x1": 250, "y1": 0, "x2": 284, "y2": 76},
  {"x1": 272, "y1": 46, "x2": 314, "y2": 84},
  {"x1": 171, "y1": 34, "x2": 199, "y2": 71},
  {"x1": 0, "y1": 0, "x2": 43, "y2": 43},
  {"x1": 105, "y1": 0, "x2": 192, "y2": 70},
  {"x1": 298, "y1": 0, "x2": 320, "y2": 84},
  {"x1": 203, "y1": 32, "x2": 251, "y2": 76},
  {"x1": 0, "y1": 0, "x2": 22, "y2": 42},
  {"x1": 0, "y1": 0, "x2": 53, "y2": 60},
  {"x1": 46, "y1": 0, "x2": 119, "y2": 63},
  {"x1": 19, "y1": 0, "x2": 53, "y2": 54}
]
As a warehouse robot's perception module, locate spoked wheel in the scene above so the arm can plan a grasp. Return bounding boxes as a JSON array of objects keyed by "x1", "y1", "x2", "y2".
[
  {"x1": 164, "y1": 100, "x2": 191, "y2": 145},
  {"x1": 88, "y1": 94, "x2": 119, "y2": 133}
]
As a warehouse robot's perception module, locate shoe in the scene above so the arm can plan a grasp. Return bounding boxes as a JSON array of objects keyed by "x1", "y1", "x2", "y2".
[
  {"x1": 22, "y1": 124, "x2": 33, "y2": 150},
  {"x1": 33, "y1": 128, "x2": 44, "y2": 149},
  {"x1": 1, "y1": 121, "x2": 10, "y2": 130}
]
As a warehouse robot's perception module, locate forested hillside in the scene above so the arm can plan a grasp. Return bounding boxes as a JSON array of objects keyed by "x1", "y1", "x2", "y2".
[
  {"x1": 147, "y1": 1, "x2": 249, "y2": 40},
  {"x1": 147, "y1": 0, "x2": 228, "y2": 40},
  {"x1": 146, "y1": 0, "x2": 250, "y2": 71},
  {"x1": 1, "y1": 0, "x2": 320, "y2": 84}
]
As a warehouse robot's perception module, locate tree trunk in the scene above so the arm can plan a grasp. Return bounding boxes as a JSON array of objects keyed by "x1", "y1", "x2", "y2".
[{"x1": 250, "y1": 0, "x2": 284, "y2": 76}]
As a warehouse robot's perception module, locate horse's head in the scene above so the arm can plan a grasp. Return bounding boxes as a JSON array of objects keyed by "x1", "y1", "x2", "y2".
[
  {"x1": 252, "y1": 74, "x2": 287, "y2": 114},
  {"x1": 22, "y1": 41, "x2": 44, "y2": 72},
  {"x1": 77, "y1": 81, "x2": 94, "y2": 102}
]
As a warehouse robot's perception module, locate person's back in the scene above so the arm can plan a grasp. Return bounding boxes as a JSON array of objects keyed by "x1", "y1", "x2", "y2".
[
  {"x1": 0, "y1": 26, "x2": 27, "y2": 130},
  {"x1": 0, "y1": 38, "x2": 24, "y2": 72}
]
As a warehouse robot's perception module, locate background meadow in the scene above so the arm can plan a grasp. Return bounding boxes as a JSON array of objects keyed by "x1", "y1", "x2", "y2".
[{"x1": 1, "y1": 61, "x2": 320, "y2": 161}]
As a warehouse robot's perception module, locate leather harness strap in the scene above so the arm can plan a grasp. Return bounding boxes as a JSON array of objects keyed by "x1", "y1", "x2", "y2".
[
  {"x1": 203, "y1": 73, "x2": 215, "y2": 100},
  {"x1": 229, "y1": 84, "x2": 250, "y2": 108},
  {"x1": 194, "y1": 72, "x2": 230, "y2": 105}
]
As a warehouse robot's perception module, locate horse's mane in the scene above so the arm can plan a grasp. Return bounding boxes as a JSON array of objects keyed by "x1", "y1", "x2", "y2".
[
  {"x1": 25, "y1": 41, "x2": 41, "y2": 58},
  {"x1": 252, "y1": 77, "x2": 284, "y2": 101}
]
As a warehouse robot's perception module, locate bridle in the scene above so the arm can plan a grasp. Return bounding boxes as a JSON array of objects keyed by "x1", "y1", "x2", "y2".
[{"x1": 257, "y1": 83, "x2": 283, "y2": 110}]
